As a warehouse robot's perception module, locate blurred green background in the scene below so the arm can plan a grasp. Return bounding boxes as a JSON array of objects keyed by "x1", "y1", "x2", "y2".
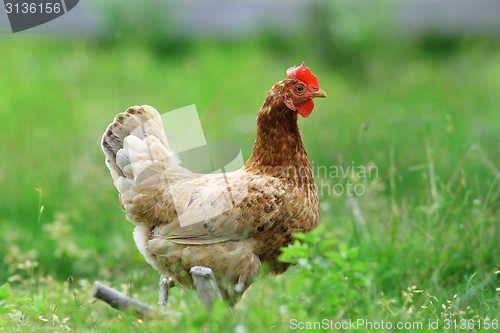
[{"x1": 1, "y1": 0, "x2": 499, "y2": 330}]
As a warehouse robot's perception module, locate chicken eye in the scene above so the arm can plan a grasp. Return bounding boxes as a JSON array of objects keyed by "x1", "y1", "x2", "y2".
[{"x1": 295, "y1": 85, "x2": 305, "y2": 93}]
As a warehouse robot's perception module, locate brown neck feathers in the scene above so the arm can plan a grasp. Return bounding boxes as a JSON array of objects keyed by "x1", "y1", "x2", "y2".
[{"x1": 245, "y1": 90, "x2": 314, "y2": 189}]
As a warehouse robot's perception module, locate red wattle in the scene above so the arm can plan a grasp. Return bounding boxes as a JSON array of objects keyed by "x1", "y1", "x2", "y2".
[{"x1": 297, "y1": 99, "x2": 314, "y2": 118}]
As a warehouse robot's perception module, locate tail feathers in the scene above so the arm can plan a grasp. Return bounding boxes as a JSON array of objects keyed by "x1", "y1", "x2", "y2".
[{"x1": 102, "y1": 105, "x2": 181, "y2": 215}]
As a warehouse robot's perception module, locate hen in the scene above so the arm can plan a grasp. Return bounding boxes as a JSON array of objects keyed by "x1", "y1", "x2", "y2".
[{"x1": 102, "y1": 62, "x2": 326, "y2": 305}]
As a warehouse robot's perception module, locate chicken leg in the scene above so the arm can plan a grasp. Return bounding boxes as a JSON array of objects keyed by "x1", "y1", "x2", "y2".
[{"x1": 158, "y1": 275, "x2": 175, "y2": 307}]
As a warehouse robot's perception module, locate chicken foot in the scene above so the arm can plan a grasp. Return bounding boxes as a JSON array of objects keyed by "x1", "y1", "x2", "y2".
[{"x1": 158, "y1": 275, "x2": 175, "y2": 307}]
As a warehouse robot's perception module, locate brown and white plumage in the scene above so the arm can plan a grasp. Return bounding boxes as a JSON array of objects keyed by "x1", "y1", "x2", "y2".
[{"x1": 102, "y1": 63, "x2": 326, "y2": 303}]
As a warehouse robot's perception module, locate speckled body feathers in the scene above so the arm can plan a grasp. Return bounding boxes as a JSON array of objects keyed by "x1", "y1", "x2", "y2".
[{"x1": 102, "y1": 78, "x2": 319, "y2": 302}]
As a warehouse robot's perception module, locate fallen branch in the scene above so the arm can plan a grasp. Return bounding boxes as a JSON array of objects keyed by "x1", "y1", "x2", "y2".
[
  {"x1": 190, "y1": 266, "x2": 221, "y2": 310},
  {"x1": 93, "y1": 266, "x2": 220, "y2": 316},
  {"x1": 92, "y1": 281, "x2": 156, "y2": 319}
]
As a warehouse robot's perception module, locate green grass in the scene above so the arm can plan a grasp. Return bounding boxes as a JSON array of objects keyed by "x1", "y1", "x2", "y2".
[{"x1": 0, "y1": 35, "x2": 499, "y2": 332}]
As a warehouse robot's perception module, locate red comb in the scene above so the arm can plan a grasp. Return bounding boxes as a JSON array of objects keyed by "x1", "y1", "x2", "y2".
[{"x1": 286, "y1": 62, "x2": 319, "y2": 90}]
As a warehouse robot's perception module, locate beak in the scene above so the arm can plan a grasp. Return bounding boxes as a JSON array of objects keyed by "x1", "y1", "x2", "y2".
[{"x1": 311, "y1": 89, "x2": 327, "y2": 98}]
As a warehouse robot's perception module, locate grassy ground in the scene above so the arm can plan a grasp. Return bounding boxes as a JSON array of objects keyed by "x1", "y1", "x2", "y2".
[{"x1": 0, "y1": 35, "x2": 499, "y2": 332}]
